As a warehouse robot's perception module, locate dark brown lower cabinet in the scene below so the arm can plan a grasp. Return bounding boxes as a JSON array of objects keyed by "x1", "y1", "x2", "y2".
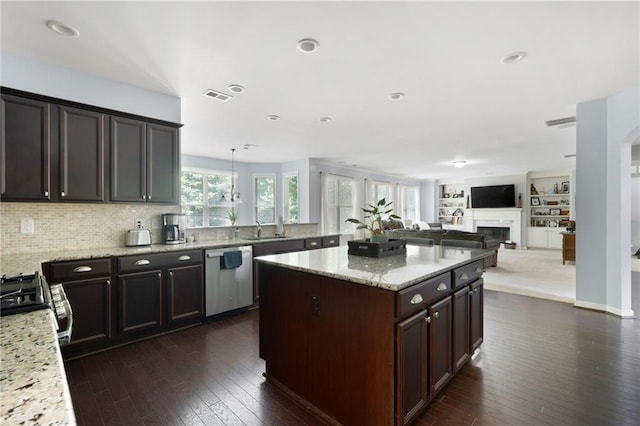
[
  {"x1": 118, "y1": 270, "x2": 163, "y2": 334},
  {"x1": 167, "y1": 264, "x2": 203, "y2": 322},
  {"x1": 62, "y1": 277, "x2": 111, "y2": 346},
  {"x1": 452, "y1": 286, "x2": 470, "y2": 371},
  {"x1": 397, "y1": 310, "x2": 429, "y2": 425},
  {"x1": 428, "y1": 296, "x2": 453, "y2": 396},
  {"x1": 470, "y1": 278, "x2": 484, "y2": 352}
]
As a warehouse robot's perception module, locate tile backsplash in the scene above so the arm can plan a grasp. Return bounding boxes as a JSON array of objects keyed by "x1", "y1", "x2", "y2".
[
  {"x1": 0, "y1": 202, "x2": 180, "y2": 255},
  {"x1": 0, "y1": 202, "x2": 321, "y2": 256}
]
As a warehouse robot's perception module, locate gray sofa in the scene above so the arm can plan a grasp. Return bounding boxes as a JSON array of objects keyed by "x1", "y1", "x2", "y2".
[{"x1": 387, "y1": 228, "x2": 500, "y2": 269}]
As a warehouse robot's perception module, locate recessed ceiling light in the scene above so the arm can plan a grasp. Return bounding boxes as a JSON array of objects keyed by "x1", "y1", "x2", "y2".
[
  {"x1": 453, "y1": 160, "x2": 467, "y2": 168},
  {"x1": 500, "y1": 51, "x2": 527, "y2": 64},
  {"x1": 228, "y1": 84, "x2": 245, "y2": 93},
  {"x1": 320, "y1": 117, "x2": 331, "y2": 123},
  {"x1": 388, "y1": 92, "x2": 405, "y2": 101},
  {"x1": 267, "y1": 115, "x2": 280, "y2": 121},
  {"x1": 46, "y1": 20, "x2": 79, "y2": 37},
  {"x1": 297, "y1": 38, "x2": 319, "y2": 53}
]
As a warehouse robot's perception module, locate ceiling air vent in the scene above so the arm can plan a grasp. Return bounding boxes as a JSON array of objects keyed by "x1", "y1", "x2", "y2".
[
  {"x1": 203, "y1": 89, "x2": 232, "y2": 102},
  {"x1": 545, "y1": 116, "x2": 576, "y2": 128}
]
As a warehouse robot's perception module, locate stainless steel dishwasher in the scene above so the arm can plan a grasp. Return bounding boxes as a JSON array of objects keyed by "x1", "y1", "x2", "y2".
[{"x1": 205, "y1": 245, "x2": 253, "y2": 316}]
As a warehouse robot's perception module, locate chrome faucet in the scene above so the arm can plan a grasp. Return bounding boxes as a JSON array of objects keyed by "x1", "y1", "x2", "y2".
[{"x1": 255, "y1": 221, "x2": 262, "y2": 239}]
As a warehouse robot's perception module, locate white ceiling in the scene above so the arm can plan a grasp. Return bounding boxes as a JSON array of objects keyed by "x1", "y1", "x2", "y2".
[{"x1": 1, "y1": 1, "x2": 638, "y2": 180}]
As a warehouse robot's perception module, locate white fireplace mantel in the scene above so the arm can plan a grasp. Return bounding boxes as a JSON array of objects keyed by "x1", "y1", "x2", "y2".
[{"x1": 464, "y1": 208, "x2": 523, "y2": 248}]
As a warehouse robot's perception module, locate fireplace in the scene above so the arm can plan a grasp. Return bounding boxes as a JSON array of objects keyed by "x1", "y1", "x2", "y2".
[
  {"x1": 464, "y1": 208, "x2": 523, "y2": 248},
  {"x1": 477, "y1": 226, "x2": 510, "y2": 243}
]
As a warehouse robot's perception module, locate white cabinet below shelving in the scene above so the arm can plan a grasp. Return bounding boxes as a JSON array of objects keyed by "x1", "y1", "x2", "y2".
[{"x1": 528, "y1": 227, "x2": 563, "y2": 249}]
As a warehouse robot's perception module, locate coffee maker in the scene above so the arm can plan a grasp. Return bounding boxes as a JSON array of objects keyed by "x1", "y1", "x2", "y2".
[{"x1": 162, "y1": 213, "x2": 186, "y2": 244}]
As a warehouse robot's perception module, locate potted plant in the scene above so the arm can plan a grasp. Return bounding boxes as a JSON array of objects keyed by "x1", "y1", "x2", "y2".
[{"x1": 346, "y1": 198, "x2": 401, "y2": 243}]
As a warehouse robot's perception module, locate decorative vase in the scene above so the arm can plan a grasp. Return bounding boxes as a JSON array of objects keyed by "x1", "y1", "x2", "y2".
[{"x1": 370, "y1": 234, "x2": 389, "y2": 244}]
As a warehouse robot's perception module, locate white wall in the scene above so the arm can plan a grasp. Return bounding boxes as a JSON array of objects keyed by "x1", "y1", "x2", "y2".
[
  {"x1": 575, "y1": 86, "x2": 639, "y2": 317},
  {"x1": 632, "y1": 175, "x2": 640, "y2": 251},
  {"x1": 1, "y1": 53, "x2": 181, "y2": 123}
]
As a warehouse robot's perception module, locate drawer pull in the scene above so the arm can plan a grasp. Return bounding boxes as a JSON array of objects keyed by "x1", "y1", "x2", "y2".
[
  {"x1": 460, "y1": 273, "x2": 469, "y2": 280},
  {"x1": 178, "y1": 255, "x2": 191, "y2": 261},
  {"x1": 328, "y1": 240, "x2": 335, "y2": 244},
  {"x1": 310, "y1": 242, "x2": 318, "y2": 246},
  {"x1": 474, "y1": 267, "x2": 482, "y2": 273},
  {"x1": 410, "y1": 294, "x2": 423, "y2": 305},
  {"x1": 437, "y1": 283, "x2": 448, "y2": 291},
  {"x1": 73, "y1": 266, "x2": 92, "y2": 273},
  {"x1": 135, "y1": 259, "x2": 151, "y2": 266},
  {"x1": 425, "y1": 316, "x2": 431, "y2": 324},
  {"x1": 434, "y1": 312, "x2": 439, "y2": 319}
]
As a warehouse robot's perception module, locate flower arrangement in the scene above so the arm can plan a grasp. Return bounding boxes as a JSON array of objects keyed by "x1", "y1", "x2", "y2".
[{"x1": 227, "y1": 207, "x2": 238, "y2": 225}]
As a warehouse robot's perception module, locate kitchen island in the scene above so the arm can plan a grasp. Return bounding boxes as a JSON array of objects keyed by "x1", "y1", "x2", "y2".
[{"x1": 256, "y1": 244, "x2": 490, "y2": 426}]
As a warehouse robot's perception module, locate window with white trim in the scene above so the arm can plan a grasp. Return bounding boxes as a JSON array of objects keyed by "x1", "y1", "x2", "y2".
[
  {"x1": 255, "y1": 174, "x2": 276, "y2": 224},
  {"x1": 322, "y1": 173, "x2": 357, "y2": 234},
  {"x1": 181, "y1": 169, "x2": 233, "y2": 227},
  {"x1": 283, "y1": 172, "x2": 299, "y2": 224},
  {"x1": 399, "y1": 184, "x2": 419, "y2": 224}
]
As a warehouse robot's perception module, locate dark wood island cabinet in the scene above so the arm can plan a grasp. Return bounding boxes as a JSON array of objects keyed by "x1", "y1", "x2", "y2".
[{"x1": 256, "y1": 245, "x2": 488, "y2": 425}]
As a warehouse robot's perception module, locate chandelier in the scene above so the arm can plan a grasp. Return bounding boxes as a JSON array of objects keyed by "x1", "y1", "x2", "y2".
[{"x1": 220, "y1": 148, "x2": 242, "y2": 203}]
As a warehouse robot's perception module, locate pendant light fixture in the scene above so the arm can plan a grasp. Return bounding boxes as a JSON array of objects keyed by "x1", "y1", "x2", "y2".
[{"x1": 220, "y1": 148, "x2": 242, "y2": 204}]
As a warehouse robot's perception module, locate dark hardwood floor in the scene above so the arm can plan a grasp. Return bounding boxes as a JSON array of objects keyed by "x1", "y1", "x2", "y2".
[{"x1": 65, "y1": 280, "x2": 640, "y2": 425}]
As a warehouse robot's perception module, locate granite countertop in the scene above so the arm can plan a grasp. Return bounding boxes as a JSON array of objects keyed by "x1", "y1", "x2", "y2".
[
  {"x1": 0, "y1": 235, "x2": 335, "y2": 278},
  {"x1": 1, "y1": 309, "x2": 76, "y2": 425},
  {"x1": 254, "y1": 244, "x2": 491, "y2": 291}
]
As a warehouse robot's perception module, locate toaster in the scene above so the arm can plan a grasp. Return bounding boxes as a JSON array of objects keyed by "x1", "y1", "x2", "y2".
[{"x1": 125, "y1": 226, "x2": 152, "y2": 247}]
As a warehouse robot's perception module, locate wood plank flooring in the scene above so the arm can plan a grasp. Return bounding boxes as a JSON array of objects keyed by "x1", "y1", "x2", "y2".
[{"x1": 65, "y1": 284, "x2": 640, "y2": 425}]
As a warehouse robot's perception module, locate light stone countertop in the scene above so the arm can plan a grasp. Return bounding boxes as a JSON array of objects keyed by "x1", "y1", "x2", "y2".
[
  {"x1": 254, "y1": 244, "x2": 491, "y2": 291},
  {"x1": 0, "y1": 235, "x2": 330, "y2": 278},
  {"x1": 1, "y1": 309, "x2": 76, "y2": 425}
]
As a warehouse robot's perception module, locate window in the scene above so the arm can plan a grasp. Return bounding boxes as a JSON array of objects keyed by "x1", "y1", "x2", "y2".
[
  {"x1": 181, "y1": 169, "x2": 233, "y2": 227},
  {"x1": 321, "y1": 173, "x2": 357, "y2": 234},
  {"x1": 283, "y1": 172, "x2": 299, "y2": 224},
  {"x1": 399, "y1": 185, "x2": 419, "y2": 224},
  {"x1": 255, "y1": 175, "x2": 276, "y2": 224},
  {"x1": 366, "y1": 180, "x2": 393, "y2": 206}
]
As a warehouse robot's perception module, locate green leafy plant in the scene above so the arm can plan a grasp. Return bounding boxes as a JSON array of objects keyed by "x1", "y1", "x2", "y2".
[{"x1": 346, "y1": 198, "x2": 401, "y2": 236}]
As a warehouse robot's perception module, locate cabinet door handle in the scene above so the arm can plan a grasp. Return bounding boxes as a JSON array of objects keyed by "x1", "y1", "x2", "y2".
[
  {"x1": 437, "y1": 283, "x2": 448, "y2": 291},
  {"x1": 61, "y1": 191, "x2": 66, "y2": 197},
  {"x1": 44, "y1": 191, "x2": 49, "y2": 197},
  {"x1": 460, "y1": 273, "x2": 469, "y2": 280},
  {"x1": 410, "y1": 294, "x2": 423, "y2": 305},
  {"x1": 135, "y1": 259, "x2": 151, "y2": 265},
  {"x1": 310, "y1": 241, "x2": 318, "y2": 246},
  {"x1": 72, "y1": 266, "x2": 92, "y2": 273},
  {"x1": 142, "y1": 195, "x2": 146, "y2": 200},
  {"x1": 148, "y1": 195, "x2": 152, "y2": 200},
  {"x1": 425, "y1": 316, "x2": 431, "y2": 324},
  {"x1": 434, "y1": 311, "x2": 439, "y2": 319},
  {"x1": 178, "y1": 255, "x2": 191, "y2": 261},
  {"x1": 328, "y1": 240, "x2": 335, "y2": 244}
]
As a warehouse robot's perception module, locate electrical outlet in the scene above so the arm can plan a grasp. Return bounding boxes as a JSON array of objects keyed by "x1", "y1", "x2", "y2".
[
  {"x1": 20, "y1": 218, "x2": 34, "y2": 234},
  {"x1": 134, "y1": 219, "x2": 144, "y2": 228}
]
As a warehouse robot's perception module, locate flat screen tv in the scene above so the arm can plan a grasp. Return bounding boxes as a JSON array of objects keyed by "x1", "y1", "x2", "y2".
[{"x1": 470, "y1": 184, "x2": 516, "y2": 208}]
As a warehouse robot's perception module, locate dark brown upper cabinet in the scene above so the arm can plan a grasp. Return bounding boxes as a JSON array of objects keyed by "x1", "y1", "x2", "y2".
[
  {"x1": 1, "y1": 87, "x2": 181, "y2": 204},
  {"x1": 1, "y1": 94, "x2": 52, "y2": 201},
  {"x1": 59, "y1": 106, "x2": 106, "y2": 202},
  {"x1": 111, "y1": 117, "x2": 179, "y2": 204}
]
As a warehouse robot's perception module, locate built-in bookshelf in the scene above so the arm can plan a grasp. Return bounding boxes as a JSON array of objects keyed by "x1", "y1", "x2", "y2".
[
  {"x1": 438, "y1": 184, "x2": 465, "y2": 229},
  {"x1": 527, "y1": 173, "x2": 571, "y2": 248}
]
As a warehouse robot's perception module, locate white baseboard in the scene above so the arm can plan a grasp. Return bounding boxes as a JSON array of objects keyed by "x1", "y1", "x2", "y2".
[{"x1": 574, "y1": 300, "x2": 636, "y2": 318}]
